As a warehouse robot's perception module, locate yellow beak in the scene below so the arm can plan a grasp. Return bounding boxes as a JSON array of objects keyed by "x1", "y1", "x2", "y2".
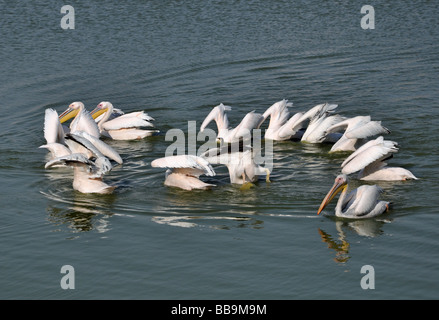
[
  {"x1": 59, "y1": 107, "x2": 79, "y2": 123},
  {"x1": 90, "y1": 107, "x2": 107, "y2": 120},
  {"x1": 317, "y1": 181, "x2": 347, "y2": 215}
]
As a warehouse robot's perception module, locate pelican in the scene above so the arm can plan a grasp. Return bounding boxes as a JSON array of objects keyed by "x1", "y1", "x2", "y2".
[
  {"x1": 90, "y1": 101, "x2": 159, "y2": 140},
  {"x1": 58, "y1": 102, "x2": 100, "y2": 138},
  {"x1": 45, "y1": 132, "x2": 116, "y2": 194},
  {"x1": 261, "y1": 99, "x2": 304, "y2": 141},
  {"x1": 151, "y1": 155, "x2": 216, "y2": 191},
  {"x1": 317, "y1": 174, "x2": 390, "y2": 219},
  {"x1": 201, "y1": 141, "x2": 271, "y2": 185},
  {"x1": 39, "y1": 108, "x2": 71, "y2": 158},
  {"x1": 341, "y1": 136, "x2": 417, "y2": 181},
  {"x1": 326, "y1": 116, "x2": 390, "y2": 152},
  {"x1": 200, "y1": 104, "x2": 265, "y2": 143},
  {"x1": 45, "y1": 153, "x2": 115, "y2": 194},
  {"x1": 293, "y1": 103, "x2": 344, "y2": 143}
]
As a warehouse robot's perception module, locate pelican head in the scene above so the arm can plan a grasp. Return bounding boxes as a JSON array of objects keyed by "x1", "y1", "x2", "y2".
[
  {"x1": 90, "y1": 101, "x2": 113, "y2": 120},
  {"x1": 317, "y1": 174, "x2": 348, "y2": 215},
  {"x1": 59, "y1": 101, "x2": 84, "y2": 123}
]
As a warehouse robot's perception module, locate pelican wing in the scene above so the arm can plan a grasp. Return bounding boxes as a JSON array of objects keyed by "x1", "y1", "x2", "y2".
[
  {"x1": 312, "y1": 103, "x2": 338, "y2": 120},
  {"x1": 344, "y1": 185, "x2": 384, "y2": 217},
  {"x1": 39, "y1": 143, "x2": 71, "y2": 158},
  {"x1": 45, "y1": 153, "x2": 92, "y2": 169},
  {"x1": 119, "y1": 111, "x2": 154, "y2": 121},
  {"x1": 325, "y1": 116, "x2": 370, "y2": 134},
  {"x1": 45, "y1": 153, "x2": 111, "y2": 177},
  {"x1": 302, "y1": 114, "x2": 344, "y2": 143},
  {"x1": 229, "y1": 111, "x2": 265, "y2": 141},
  {"x1": 276, "y1": 112, "x2": 304, "y2": 139},
  {"x1": 295, "y1": 103, "x2": 325, "y2": 124},
  {"x1": 151, "y1": 155, "x2": 216, "y2": 176},
  {"x1": 44, "y1": 108, "x2": 65, "y2": 144},
  {"x1": 200, "y1": 104, "x2": 232, "y2": 132},
  {"x1": 102, "y1": 112, "x2": 155, "y2": 130},
  {"x1": 345, "y1": 121, "x2": 390, "y2": 139},
  {"x1": 66, "y1": 133, "x2": 103, "y2": 157},
  {"x1": 262, "y1": 99, "x2": 292, "y2": 129},
  {"x1": 70, "y1": 109, "x2": 101, "y2": 138},
  {"x1": 297, "y1": 103, "x2": 338, "y2": 124},
  {"x1": 341, "y1": 137, "x2": 399, "y2": 174},
  {"x1": 293, "y1": 103, "x2": 339, "y2": 140},
  {"x1": 72, "y1": 131, "x2": 123, "y2": 164},
  {"x1": 92, "y1": 156, "x2": 113, "y2": 177}
]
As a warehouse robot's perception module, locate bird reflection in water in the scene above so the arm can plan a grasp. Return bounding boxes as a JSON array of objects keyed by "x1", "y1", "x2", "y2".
[
  {"x1": 44, "y1": 190, "x2": 117, "y2": 237},
  {"x1": 318, "y1": 219, "x2": 388, "y2": 263},
  {"x1": 318, "y1": 228, "x2": 350, "y2": 263}
]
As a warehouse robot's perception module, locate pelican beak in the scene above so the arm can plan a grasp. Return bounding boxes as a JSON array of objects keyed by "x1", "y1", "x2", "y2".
[
  {"x1": 59, "y1": 107, "x2": 78, "y2": 123},
  {"x1": 317, "y1": 180, "x2": 347, "y2": 215},
  {"x1": 90, "y1": 106, "x2": 106, "y2": 120}
]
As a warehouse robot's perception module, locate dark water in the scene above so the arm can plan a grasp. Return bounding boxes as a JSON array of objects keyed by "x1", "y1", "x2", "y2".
[{"x1": 1, "y1": 1, "x2": 438, "y2": 299}]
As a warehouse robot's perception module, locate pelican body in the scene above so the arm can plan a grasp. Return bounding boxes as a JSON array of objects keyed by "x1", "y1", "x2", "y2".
[
  {"x1": 326, "y1": 115, "x2": 390, "y2": 152},
  {"x1": 294, "y1": 103, "x2": 343, "y2": 143},
  {"x1": 45, "y1": 153, "x2": 115, "y2": 194},
  {"x1": 200, "y1": 104, "x2": 265, "y2": 143},
  {"x1": 261, "y1": 99, "x2": 304, "y2": 141},
  {"x1": 42, "y1": 129, "x2": 121, "y2": 194},
  {"x1": 201, "y1": 141, "x2": 271, "y2": 185},
  {"x1": 90, "y1": 101, "x2": 158, "y2": 140},
  {"x1": 151, "y1": 155, "x2": 216, "y2": 191},
  {"x1": 317, "y1": 174, "x2": 389, "y2": 219}
]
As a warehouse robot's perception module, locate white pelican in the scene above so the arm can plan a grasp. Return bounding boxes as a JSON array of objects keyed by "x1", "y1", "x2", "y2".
[
  {"x1": 341, "y1": 136, "x2": 417, "y2": 181},
  {"x1": 59, "y1": 102, "x2": 101, "y2": 138},
  {"x1": 200, "y1": 104, "x2": 265, "y2": 143},
  {"x1": 261, "y1": 99, "x2": 304, "y2": 141},
  {"x1": 151, "y1": 155, "x2": 216, "y2": 191},
  {"x1": 201, "y1": 141, "x2": 271, "y2": 185},
  {"x1": 317, "y1": 174, "x2": 390, "y2": 219},
  {"x1": 294, "y1": 103, "x2": 344, "y2": 143},
  {"x1": 326, "y1": 116, "x2": 390, "y2": 152},
  {"x1": 45, "y1": 153, "x2": 115, "y2": 194},
  {"x1": 39, "y1": 108, "x2": 71, "y2": 158},
  {"x1": 90, "y1": 101, "x2": 159, "y2": 140}
]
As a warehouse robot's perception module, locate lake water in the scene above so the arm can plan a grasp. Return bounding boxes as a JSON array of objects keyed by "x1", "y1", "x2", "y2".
[{"x1": 1, "y1": 1, "x2": 438, "y2": 300}]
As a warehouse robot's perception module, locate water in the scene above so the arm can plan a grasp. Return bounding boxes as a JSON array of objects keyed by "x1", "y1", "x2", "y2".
[{"x1": 1, "y1": 1, "x2": 438, "y2": 300}]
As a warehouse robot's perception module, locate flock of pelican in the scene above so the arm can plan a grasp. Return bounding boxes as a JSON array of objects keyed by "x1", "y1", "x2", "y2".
[{"x1": 41, "y1": 99, "x2": 417, "y2": 219}]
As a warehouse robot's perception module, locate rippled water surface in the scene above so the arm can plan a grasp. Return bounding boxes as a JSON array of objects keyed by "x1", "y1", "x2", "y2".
[{"x1": 1, "y1": 1, "x2": 438, "y2": 299}]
